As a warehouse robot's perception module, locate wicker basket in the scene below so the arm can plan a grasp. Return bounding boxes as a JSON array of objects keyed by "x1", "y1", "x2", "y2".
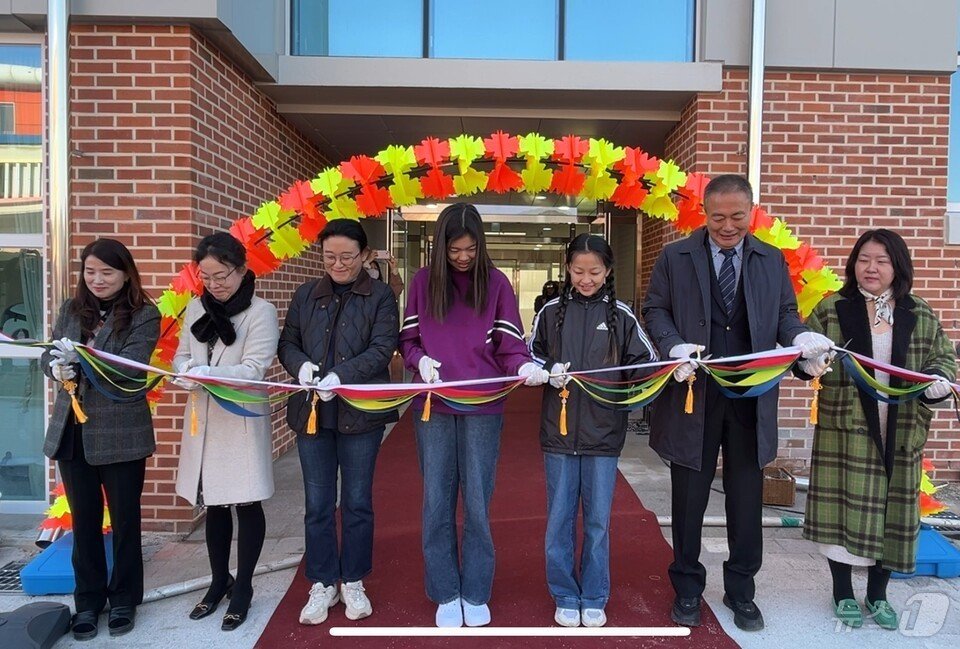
[{"x1": 762, "y1": 466, "x2": 796, "y2": 506}]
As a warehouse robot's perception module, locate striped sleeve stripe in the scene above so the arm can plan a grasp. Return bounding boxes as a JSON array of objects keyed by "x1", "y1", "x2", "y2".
[
  {"x1": 401, "y1": 315, "x2": 419, "y2": 331},
  {"x1": 492, "y1": 322, "x2": 525, "y2": 342},
  {"x1": 527, "y1": 298, "x2": 559, "y2": 364},
  {"x1": 617, "y1": 301, "x2": 658, "y2": 361},
  {"x1": 493, "y1": 319, "x2": 524, "y2": 339}
]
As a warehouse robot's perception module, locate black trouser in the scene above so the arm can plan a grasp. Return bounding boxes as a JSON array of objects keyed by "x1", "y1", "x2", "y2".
[
  {"x1": 668, "y1": 396, "x2": 763, "y2": 602},
  {"x1": 58, "y1": 452, "x2": 146, "y2": 614}
]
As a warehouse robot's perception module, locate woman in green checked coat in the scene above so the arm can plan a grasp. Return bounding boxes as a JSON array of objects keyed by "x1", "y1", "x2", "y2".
[{"x1": 798, "y1": 229, "x2": 956, "y2": 630}]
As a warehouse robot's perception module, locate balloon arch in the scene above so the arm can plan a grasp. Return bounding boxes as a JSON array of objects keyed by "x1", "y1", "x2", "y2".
[{"x1": 147, "y1": 132, "x2": 842, "y2": 405}]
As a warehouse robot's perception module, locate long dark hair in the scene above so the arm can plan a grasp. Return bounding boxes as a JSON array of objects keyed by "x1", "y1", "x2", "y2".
[
  {"x1": 428, "y1": 203, "x2": 493, "y2": 322},
  {"x1": 842, "y1": 229, "x2": 913, "y2": 300},
  {"x1": 555, "y1": 234, "x2": 619, "y2": 363},
  {"x1": 69, "y1": 238, "x2": 152, "y2": 340}
]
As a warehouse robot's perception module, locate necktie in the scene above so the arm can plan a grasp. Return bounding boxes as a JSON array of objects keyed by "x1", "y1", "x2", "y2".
[{"x1": 718, "y1": 248, "x2": 737, "y2": 313}]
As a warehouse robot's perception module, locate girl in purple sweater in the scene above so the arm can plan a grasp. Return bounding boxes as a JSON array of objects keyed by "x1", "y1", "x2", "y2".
[{"x1": 399, "y1": 203, "x2": 549, "y2": 627}]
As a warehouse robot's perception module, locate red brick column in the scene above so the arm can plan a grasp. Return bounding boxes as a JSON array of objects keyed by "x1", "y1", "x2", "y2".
[
  {"x1": 652, "y1": 68, "x2": 959, "y2": 480},
  {"x1": 69, "y1": 25, "x2": 328, "y2": 532}
]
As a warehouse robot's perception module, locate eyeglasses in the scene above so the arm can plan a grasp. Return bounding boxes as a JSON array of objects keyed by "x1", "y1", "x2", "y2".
[
  {"x1": 322, "y1": 252, "x2": 362, "y2": 265},
  {"x1": 199, "y1": 266, "x2": 238, "y2": 286}
]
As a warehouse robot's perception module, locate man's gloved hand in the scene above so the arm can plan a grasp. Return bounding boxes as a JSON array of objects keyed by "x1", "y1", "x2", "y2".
[
  {"x1": 924, "y1": 378, "x2": 954, "y2": 400},
  {"x1": 315, "y1": 373, "x2": 341, "y2": 402},
  {"x1": 798, "y1": 351, "x2": 836, "y2": 378},
  {"x1": 50, "y1": 337, "x2": 79, "y2": 364},
  {"x1": 50, "y1": 358, "x2": 76, "y2": 382},
  {"x1": 549, "y1": 362, "x2": 571, "y2": 389},
  {"x1": 669, "y1": 343, "x2": 705, "y2": 383},
  {"x1": 518, "y1": 362, "x2": 550, "y2": 386},
  {"x1": 793, "y1": 331, "x2": 834, "y2": 359},
  {"x1": 418, "y1": 356, "x2": 442, "y2": 384},
  {"x1": 298, "y1": 362, "x2": 320, "y2": 387}
]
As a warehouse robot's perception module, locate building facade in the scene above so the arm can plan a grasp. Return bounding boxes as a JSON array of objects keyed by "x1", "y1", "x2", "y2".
[{"x1": 0, "y1": 0, "x2": 957, "y2": 532}]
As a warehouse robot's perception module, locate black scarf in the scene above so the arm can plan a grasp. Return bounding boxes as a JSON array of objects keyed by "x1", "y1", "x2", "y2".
[{"x1": 190, "y1": 270, "x2": 256, "y2": 346}]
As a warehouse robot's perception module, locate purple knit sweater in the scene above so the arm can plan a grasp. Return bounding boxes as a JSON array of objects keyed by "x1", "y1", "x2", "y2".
[{"x1": 399, "y1": 266, "x2": 531, "y2": 415}]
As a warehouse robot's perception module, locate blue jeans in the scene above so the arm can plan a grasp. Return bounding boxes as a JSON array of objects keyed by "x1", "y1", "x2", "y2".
[
  {"x1": 415, "y1": 413, "x2": 503, "y2": 606},
  {"x1": 543, "y1": 452, "x2": 619, "y2": 610},
  {"x1": 297, "y1": 426, "x2": 383, "y2": 585}
]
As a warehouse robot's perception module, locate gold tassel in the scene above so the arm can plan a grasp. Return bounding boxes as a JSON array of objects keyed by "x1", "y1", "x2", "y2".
[
  {"x1": 63, "y1": 379, "x2": 88, "y2": 424},
  {"x1": 306, "y1": 391, "x2": 319, "y2": 435},
  {"x1": 809, "y1": 376, "x2": 822, "y2": 425},
  {"x1": 421, "y1": 391, "x2": 432, "y2": 422},
  {"x1": 190, "y1": 392, "x2": 198, "y2": 436},
  {"x1": 559, "y1": 387, "x2": 570, "y2": 436},
  {"x1": 684, "y1": 374, "x2": 696, "y2": 414}
]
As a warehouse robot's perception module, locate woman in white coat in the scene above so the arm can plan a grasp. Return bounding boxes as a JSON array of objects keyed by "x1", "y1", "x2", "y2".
[{"x1": 172, "y1": 232, "x2": 279, "y2": 632}]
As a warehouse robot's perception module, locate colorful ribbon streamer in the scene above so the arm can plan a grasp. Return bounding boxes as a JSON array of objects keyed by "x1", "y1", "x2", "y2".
[{"x1": 4, "y1": 335, "x2": 957, "y2": 422}]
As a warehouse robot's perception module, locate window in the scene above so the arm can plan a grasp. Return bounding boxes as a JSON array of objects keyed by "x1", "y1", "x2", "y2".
[
  {"x1": 0, "y1": 41, "x2": 45, "y2": 510},
  {"x1": 291, "y1": 0, "x2": 696, "y2": 62},
  {"x1": 292, "y1": 0, "x2": 424, "y2": 57},
  {"x1": 563, "y1": 0, "x2": 695, "y2": 62},
  {"x1": 947, "y1": 49, "x2": 960, "y2": 243},
  {"x1": 430, "y1": 0, "x2": 558, "y2": 60},
  {"x1": 0, "y1": 104, "x2": 13, "y2": 133}
]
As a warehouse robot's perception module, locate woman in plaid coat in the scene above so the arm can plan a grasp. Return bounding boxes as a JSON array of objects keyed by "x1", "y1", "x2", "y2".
[{"x1": 798, "y1": 229, "x2": 956, "y2": 630}]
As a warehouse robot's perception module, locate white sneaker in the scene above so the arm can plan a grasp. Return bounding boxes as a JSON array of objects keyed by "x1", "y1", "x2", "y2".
[
  {"x1": 554, "y1": 607, "x2": 581, "y2": 627},
  {"x1": 340, "y1": 580, "x2": 373, "y2": 621},
  {"x1": 463, "y1": 601, "x2": 491, "y2": 627},
  {"x1": 299, "y1": 582, "x2": 339, "y2": 625},
  {"x1": 435, "y1": 598, "x2": 463, "y2": 627},
  {"x1": 582, "y1": 608, "x2": 607, "y2": 627}
]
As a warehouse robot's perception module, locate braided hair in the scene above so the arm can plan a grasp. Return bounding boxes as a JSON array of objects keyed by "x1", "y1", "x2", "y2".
[{"x1": 554, "y1": 234, "x2": 619, "y2": 364}]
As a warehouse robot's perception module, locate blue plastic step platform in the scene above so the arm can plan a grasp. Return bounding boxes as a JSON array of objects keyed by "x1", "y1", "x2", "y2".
[
  {"x1": 19, "y1": 532, "x2": 114, "y2": 595},
  {"x1": 891, "y1": 525, "x2": 960, "y2": 579}
]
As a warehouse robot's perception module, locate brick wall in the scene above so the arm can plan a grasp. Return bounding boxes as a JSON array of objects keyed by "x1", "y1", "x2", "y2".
[
  {"x1": 68, "y1": 24, "x2": 328, "y2": 533},
  {"x1": 652, "y1": 68, "x2": 960, "y2": 480}
]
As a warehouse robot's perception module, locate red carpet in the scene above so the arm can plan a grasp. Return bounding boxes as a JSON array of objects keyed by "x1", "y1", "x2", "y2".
[{"x1": 256, "y1": 388, "x2": 738, "y2": 648}]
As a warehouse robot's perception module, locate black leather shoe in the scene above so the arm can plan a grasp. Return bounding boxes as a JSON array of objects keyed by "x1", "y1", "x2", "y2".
[
  {"x1": 723, "y1": 595, "x2": 764, "y2": 631},
  {"x1": 190, "y1": 575, "x2": 235, "y2": 620},
  {"x1": 221, "y1": 588, "x2": 252, "y2": 632},
  {"x1": 72, "y1": 610, "x2": 99, "y2": 641},
  {"x1": 108, "y1": 605, "x2": 136, "y2": 636},
  {"x1": 671, "y1": 596, "x2": 702, "y2": 627}
]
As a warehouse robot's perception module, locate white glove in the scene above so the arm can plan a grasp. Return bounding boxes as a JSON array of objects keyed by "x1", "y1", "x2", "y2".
[
  {"x1": 549, "y1": 362, "x2": 571, "y2": 389},
  {"x1": 172, "y1": 359, "x2": 199, "y2": 390},
  {"x1": 184, "y1": 365, "x2": 212, "y2": 385},
  {"x1": 793, "y1": 331, "x2": 834, "y2": 359},
  {"x1": 798, "y1": 351, "x2": 835, "y2": 378},
  {"x1": 669, "y1": 343, "x2": 705, "y2": 360},
  {"x1": 924, "y1": 378, "x2": 953, "y2": 400},
  {"x1": 518, "y1": 362, "x2": 550, "y2": 387},
  {"x1": 418, "y1": 356, "x2": 442, "y2": 384},
  {"x1": 298, "y1": 362, "x2": 320, "y2": 386},
  {"x1": 50, "y1": 359, "x2": 76, "y2": 382},
  {"x1": 669, "y1": 343, "x2": 704, "y2": 383},
  {"x1": 50, "y1": 337, "x2": 79, "y2": 364},
  {"x1": 315, "y1": 373, "x2": 341, "y2": 402}
]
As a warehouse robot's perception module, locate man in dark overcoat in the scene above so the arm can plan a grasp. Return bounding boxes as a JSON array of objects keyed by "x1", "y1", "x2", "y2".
[{"x1": 641, "y1": 174, "x2": 833, "y2": 631}]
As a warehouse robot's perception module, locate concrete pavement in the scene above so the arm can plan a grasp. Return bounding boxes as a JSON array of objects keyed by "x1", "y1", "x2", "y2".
[{"x1": 1, "y1": 412, "x2": 958, "y2": 648}]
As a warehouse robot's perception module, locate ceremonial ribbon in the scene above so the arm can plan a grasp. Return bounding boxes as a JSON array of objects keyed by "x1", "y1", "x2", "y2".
[{"x1": 3, "y1": 335, "x2": 957, "y2": 423}]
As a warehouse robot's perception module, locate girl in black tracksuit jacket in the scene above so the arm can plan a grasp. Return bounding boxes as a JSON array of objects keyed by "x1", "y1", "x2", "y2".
[{"x1": 528, "y1": 234, "x2": 657, "y2": 628}]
